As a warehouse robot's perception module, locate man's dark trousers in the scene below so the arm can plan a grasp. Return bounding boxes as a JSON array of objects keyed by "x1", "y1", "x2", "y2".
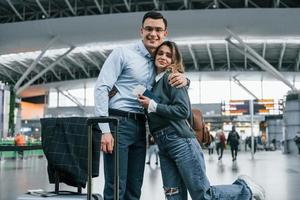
[{"x1": 103, "y1": 116, "x2": 146, "y2": 200}]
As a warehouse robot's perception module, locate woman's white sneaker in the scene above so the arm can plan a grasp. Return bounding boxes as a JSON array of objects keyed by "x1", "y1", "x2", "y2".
[{"x1": 238, "y1": 175, "x2": 265, "y2": 200}]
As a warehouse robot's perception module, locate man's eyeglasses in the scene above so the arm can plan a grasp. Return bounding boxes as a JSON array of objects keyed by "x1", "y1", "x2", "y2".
[{"x1": 143, "y1": 26, "x2": 165, "y2": 33}]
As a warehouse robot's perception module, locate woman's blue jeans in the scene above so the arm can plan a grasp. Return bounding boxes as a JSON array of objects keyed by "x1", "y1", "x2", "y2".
[{"x1": 152, "y1": 126, "x2": 252, "y2": 200}]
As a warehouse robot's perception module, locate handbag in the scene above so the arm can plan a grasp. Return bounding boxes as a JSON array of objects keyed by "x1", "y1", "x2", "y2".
[{"x1": 189, "y1": 109, "x2": 211, "y2": 146}]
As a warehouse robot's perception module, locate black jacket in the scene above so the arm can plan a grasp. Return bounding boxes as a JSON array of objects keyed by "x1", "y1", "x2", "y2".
[
  {"x1": 148, "y1": 72, "x2": 195, "y2": 138},
  {"x1": 227, "y1": 131, "x2": 240, "y2": 147},
  {"x1": 41, "y1": 117, "x2": 101, "y2": 188}
]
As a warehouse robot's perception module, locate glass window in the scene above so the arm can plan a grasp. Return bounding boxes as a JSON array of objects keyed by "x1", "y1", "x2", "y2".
[
  {"x1": 85, "y1": 87, "x2": 94, "y2": 106},
  {"x1": 262, "y1": 81, "x2": 290, "y2": 100},
  {"x1": 200, "y1": 81, "x2": 230, "y2": 103},
  {"x1": 188, "y1": 81, "x2": 200, "y2": 104},
  {"x1": 48, "y1": 89, "x2": 58, "y2": 107}
]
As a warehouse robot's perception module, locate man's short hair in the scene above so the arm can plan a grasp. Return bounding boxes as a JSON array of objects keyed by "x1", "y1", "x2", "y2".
[{"x1": 142, "y1": 11, "x2": 167, "y2": 29}]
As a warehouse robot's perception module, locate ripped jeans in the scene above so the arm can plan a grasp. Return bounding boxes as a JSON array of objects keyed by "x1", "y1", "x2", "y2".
[{"x1": 152, "y1": 126, "x2": 252, "y2": 200}]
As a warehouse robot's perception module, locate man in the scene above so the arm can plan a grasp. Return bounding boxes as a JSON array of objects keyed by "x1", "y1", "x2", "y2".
[
  {"x1": 94, "y1": 11, "x2": 188, "y2": 200},
  {"x1": 227, "y1": 126, "x2": 240, "y2": 161}
]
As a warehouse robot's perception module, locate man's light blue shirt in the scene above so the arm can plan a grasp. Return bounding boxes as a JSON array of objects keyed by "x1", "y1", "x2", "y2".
[{"x1": 94, "y1": 41, "x2": 156, "y2": 133}]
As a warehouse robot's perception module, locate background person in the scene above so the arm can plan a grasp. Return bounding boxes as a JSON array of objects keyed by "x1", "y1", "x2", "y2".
[
  {"x1": 227, "y1": 126, "x2": 240, "y2": 162},
  {"x1": 294, "y1": 132, "x2": 300, "y2": 155},
  {"x1": 215, "y1": 129, "x2": 226, "y2": 160},
  {"x1": 207, "y1": 134, "x2": 215, "y2": 155},
  {"x1": 146, "y1": 134, "x2": 159, "y2": 165}
]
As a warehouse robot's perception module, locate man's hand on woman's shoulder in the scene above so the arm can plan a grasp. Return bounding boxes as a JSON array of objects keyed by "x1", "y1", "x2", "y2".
[{"x1": 168, "y1": 72, "x2": 188, "y2": 88}]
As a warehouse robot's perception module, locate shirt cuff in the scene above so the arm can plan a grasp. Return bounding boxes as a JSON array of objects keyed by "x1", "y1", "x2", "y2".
[
  {"x1": 98, "y1": 123, "x2": 111, "y2": 134},
  {"x1": 148, "y1": 99, "x2": 157, "y2": 113}
]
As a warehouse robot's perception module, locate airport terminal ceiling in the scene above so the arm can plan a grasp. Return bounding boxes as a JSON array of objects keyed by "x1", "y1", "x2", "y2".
[
  {"x1": 0, "y1": 0, "x2": 300, "y2": 97},
  {"x1": 1, "y1": 0, "x2": 300, "y2": 23}
]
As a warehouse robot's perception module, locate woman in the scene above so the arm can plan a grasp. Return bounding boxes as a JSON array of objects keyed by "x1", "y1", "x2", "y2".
[{"x1": 138, "y1": 41, "x2": 265, "y2": 200}]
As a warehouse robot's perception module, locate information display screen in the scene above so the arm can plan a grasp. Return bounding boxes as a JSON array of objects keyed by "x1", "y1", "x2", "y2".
[
  {"x1": 253, "y1": 99, "x2": 283, "y2": 115},
  {"x1": 222, "y1": 99, "x2": 283, "y2": 116},
  {"x1": 222, "y1": 100, "x2": 250, "y2": 116}
]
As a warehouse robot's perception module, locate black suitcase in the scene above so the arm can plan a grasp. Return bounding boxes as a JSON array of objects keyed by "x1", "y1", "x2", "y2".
[
  {"x1": 18, "y1": 193, "x2": 102, "y2": 200},
  {"x1": 18, "y1": 117, "x2": 119, "y2": 200}
]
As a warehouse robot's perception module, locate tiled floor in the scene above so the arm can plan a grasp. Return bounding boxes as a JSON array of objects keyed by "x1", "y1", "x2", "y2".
[{"x1": 1, "y1": 150, "x2": 300, "y2": 200}]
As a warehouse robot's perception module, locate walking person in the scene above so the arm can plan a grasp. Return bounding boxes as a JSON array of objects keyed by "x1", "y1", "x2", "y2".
[
  {"x1": 207, "y1": 134, "x2": 215, "y2": 156},
  {"x1": 247, "y1": 136, "x2": 258, "y2": 154},
  {"x1": 215, "y1": 129, "x2": 226, "y2": 160},
  {"x1": 146, "y1": 134, "x2": 159, "y2": 165},
  {"x1": 227, "y1": 126, "x2": 240, "y2": 161},
  {"x1": 294, "y1": 131, "x2": 300, "y2": 155},
  {"x1": 94, "y1": 11, "x2": 188, "y2": 200},
  {"x1": 138, "y1": 41, "x2": 265, "y2": 200}
]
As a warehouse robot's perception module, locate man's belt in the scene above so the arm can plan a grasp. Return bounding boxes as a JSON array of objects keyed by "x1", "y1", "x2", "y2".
[{"x1": 109, "y1": 109, "x2": 146, "y2": 121}]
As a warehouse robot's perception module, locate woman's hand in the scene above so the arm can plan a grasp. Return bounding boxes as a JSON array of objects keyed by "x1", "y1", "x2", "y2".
[{"x1": 138, "y1": 95, "x2": 150, "y2": 108}]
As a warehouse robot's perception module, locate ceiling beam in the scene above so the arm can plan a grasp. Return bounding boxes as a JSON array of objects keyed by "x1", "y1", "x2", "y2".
[
  {"x1": 98, "y1": 50, "x2": 107, "y2": 60},
  {"x1": 16, "y1": 47, "x2": 74, "y2": 96},
  {"x1": 206, "y1": 43, "x2": 215, "y2": 70},
  {"x1": 153, "y1": 0, "x2": 159, "y2": 10},
  {"x1": 16, "y1": 61, "x2": 46, "y2": 82},
  {"x1": 0, "y1": 63, "x2": 22, "y2": 74},
  {"x1": 6, "y1": 0, "x2": 23, "y2": 20},
  {"x1": 183, "y1": 0, "x2": 188, "y2": 9},
  {"x1": 16, "y1": 61, "x2": 37, "y2": 73},
  {"x1": 280, "y1": 1, "x2": 289, "y2": 8},
  {"x1": 0, "y1": 4, "x2": 11, "y2": 13},
  {"x1": 244, "y1": 47, "x2": 248, "y2": 69},
  {"x1": 66, "y1": 56, "x2": 90, "y2": 77},
  {"x1": 81, "y1": 52, "x2": 100, "y2": 70},
  {"x1": 94, "y1": 0, "x2": 103, "y2": 13},
  {"x1": 245, "y1": 0, "x2": 248, "y2": 7},
  {"x1": 248, "y1": 0, "x2": 259, "y2": 8},
  {"x1": 219, "y1": 0, "x2": 231, "y2": 8},
  {"x1": 14, "y1": 36, "x2": 58, "y2": 90},
  {"x1": 275, "y1": 0, "x2": 280, "y2": 8},
  {"x1": 188, "y1": 44, "x2": 198, "y2": 70},
  {"x1": 213, "y1": 0, "x2": 219, "y2": 8},
  {"x1": 57, "y1": 88, "x2": 85, "y2": 111},
  {"x1": 232, "y1": 76, "x2": 258, "y2": 99},
  {"x1": 123, "y1": 0, "x2": 131, "y2": 11},
  {"x1": 225, "y1": 42, "x2": 230, "y2": 70},
  {"x1": 64, "y1": 0, "x2": 76, "y2": 15},
  {"x1": 262, "y1": 42, "x2": 266, "y2": 58},
  {"x1": 278, "y1": 43, "x2": 286, "y2": 70},
  {"x1": 0, "y1": 68, "x2": 15, "y2": 83},
  {"x1": 226, "y1": 28, "x2": 296, "y2": 91},
  {"x1": 35, "y1": 0, "x2": 49, "y2": 18},
  {"x1": 39, "y1": 62, "x2": 61, "y2": 80},
  {"x1": 56, "y1": 60, "x2": 76, "y2": 79}
]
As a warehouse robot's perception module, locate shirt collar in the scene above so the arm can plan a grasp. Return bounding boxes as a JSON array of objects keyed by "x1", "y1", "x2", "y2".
[
  {"x1": 137, "y1": 40, "x2": 152, "y2": 59},
  {"x1": 155, "y1": 71, "x2": 166, "y2": 82}
]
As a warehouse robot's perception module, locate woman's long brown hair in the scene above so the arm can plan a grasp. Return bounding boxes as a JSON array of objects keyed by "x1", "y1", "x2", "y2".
[{"x1": 154, "y1": 41, "x2": 185, "y2": 73}]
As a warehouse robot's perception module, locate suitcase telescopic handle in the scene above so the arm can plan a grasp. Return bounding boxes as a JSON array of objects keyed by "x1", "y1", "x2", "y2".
[{"x1": 86, "y1": 116, "x2": 119, "y2": 200}]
